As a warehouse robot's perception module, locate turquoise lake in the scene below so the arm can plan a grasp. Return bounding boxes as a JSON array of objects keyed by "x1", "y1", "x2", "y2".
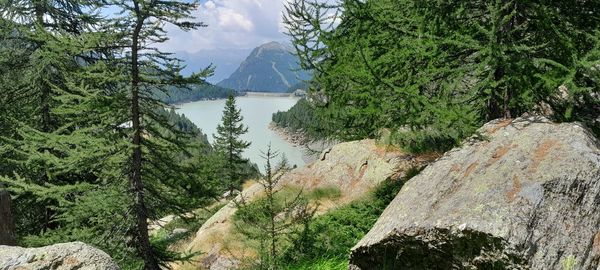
[{"x1": 176, "y1": 94, "x2": 305, "y2": 172}]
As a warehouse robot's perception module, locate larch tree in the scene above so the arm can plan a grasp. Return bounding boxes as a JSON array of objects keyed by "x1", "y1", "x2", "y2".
[
  {"x1": 105, "y1": 0, "x2": 213, "y2": 268},
  {"x1": 0, "y1": 0, "x2": 123, "y2": 238},
  {"x1": 213, "y1": 94, "x2": 251, "y2": 195},
  {"x1": 233, "y1": 145, "x2": 314, "y2": 270},
  {"x1": 284, "y1": 0, "x2": 600, "y2": 152}
]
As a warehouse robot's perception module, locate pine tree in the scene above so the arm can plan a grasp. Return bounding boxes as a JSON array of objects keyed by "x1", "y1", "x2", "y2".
[
  {"x1": 213, "y1": 94, "x2": 251, "y2": 195},
  {"x1": 234, "y1": 145, "x2": 314, "y2": 270},
  {"x1": 104, "y1": 0, "x2": 213, "y2": 268}
]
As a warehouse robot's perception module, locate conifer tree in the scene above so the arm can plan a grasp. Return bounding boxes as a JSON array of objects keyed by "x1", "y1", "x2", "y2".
[
  {"x1": 0, "y1": 0, "x2": 123, "y2": 237},
  {"x1": 105, "y1": 0, "x2": 213, "y2": 268},
  {"x1": 234, "y1": 145, "x2": 314, "y2": 270},
  {"x1": 2, "y1": 0, "x2": 216, "y2": 268},
  {"x1": 284, "y1": 0, "x2": 600, "y2": 151},
  {"x1": 213, "y1": 94, "x2": 251, "y2": 195}
]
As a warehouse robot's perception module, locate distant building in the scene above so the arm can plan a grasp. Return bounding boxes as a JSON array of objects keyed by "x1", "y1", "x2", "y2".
[{"x1": 293, "y1": 89, "x2": 307, "y2": 97}]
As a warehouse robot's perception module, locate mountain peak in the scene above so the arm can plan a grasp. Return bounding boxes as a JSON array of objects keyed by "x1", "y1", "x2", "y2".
[
  {"x1": 253, "y1": 41, "x2": 291, "y2": 58},
  {"x1": 217, "y1": 41, "x2": 310, "y2": 92},
  {"x1": 260, "y1": 41, "x2": 287, "y2": 49}
]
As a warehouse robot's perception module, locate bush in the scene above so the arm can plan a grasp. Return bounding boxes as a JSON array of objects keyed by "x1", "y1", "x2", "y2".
[{"x1": 281, "y1": 168, "x2": 421, "y2": 266}]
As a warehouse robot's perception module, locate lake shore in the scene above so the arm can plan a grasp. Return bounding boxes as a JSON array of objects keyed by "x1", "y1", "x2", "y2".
[
  {"x1": 268, "y1": 122, "x2": 309, "y2": 145},
  {"x1": 245, "y1": 91, "x2": 295, "y2": 97},
  {"x1": 268, "y1": 122, "x2": 337, "y2": 164}
]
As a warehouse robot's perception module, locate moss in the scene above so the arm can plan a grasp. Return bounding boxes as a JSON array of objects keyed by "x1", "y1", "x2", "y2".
[{"x1": 561, "y1": 255, "x2": 577, "y2": 270}]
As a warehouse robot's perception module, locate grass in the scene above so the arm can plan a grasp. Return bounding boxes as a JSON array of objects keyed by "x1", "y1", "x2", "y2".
[
  {"x1": 151, "y1": 202, "x2": 226, "y2": 251},
  {"x1": 307, "y1": 186, "x2": 342, "y2": 200},
  {"x1": 282, "y1": 258, "x2": 348, "y2": 270}
]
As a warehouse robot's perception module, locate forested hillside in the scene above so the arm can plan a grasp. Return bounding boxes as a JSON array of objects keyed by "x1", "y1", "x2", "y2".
[
  {"x1": 272, "y1": 98, "x2": 324, "y2": 139},
  {"x1": 153, "y1": 84, "x2": 241, "y2": 104},
  {"x1": 282, "y1": 0, "x2": 600, "y2": 152}
]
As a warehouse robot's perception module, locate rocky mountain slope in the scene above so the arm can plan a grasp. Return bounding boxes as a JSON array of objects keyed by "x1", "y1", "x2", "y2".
[
  {"x1": 0, "y1": 242, "x2": 119, "y2": 270},
  {"x1": 217, "y1": 42, "x2": 310, "y2": 92},
  {"x1": 173, "y1": 139, "x2": 429, "y2": 270},
  {"x1": 350, "y1": 116, "x2": 600, "y2": 269}
]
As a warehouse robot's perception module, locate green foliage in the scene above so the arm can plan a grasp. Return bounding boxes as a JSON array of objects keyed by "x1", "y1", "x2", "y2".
[
  {"x1": 307, "y1": 186, "x2": 341, "y2": 201},
  {"x1": 284, "y1": 0, "x2": 600, "y2": 150},
  {"x1": 281, "y1": 168, "x2": 419, "y2": 266},
  {"x1": 233, "y1": 147, "x2": 315, "y2": 270},
  {"x1": 0, "y1": 0, "x2": 220, "y2": 268},
  {"x1": 272, "y1": 98, "x2": 328, "y2": 140},
  {"x1": 213, "y1": 94, "x2": 257, "y2": 193},
  {"x1": 562, "y1": 255, "x2": 578, "y2": 270},
  {"x1": 283, "y1": 258, "x2": 348, "y2": 270}
]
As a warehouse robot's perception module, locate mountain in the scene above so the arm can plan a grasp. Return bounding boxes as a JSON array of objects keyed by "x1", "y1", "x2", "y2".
[
  {"x1": 217, "y1": 42, "x2": 311, "y2": 92},
  {"x1": 176, "y1": 48, "x2": 252, "y2": 84}
]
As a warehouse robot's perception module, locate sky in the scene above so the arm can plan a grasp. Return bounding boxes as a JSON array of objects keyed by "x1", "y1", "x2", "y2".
[{"x1": 158, "y1": 0, "x2": 291, "y2": 54}]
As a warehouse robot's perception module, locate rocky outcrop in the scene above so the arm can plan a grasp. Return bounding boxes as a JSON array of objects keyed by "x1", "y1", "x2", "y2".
[
  {"x1": 0, "y1": 242, "x2": 119, "y2": 270},
  {"x1": 0, "y1": 184, "x2": 15, "y2": 245},
  {"x1": 173, "y1": 139, "x2": 429, "y2": 270},
  {"x1": 350, "y1": 117, "x2": 600, "y2": 269}
]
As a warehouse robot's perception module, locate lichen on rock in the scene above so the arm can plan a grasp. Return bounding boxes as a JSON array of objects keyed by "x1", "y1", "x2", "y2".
[
  {"x1": 0, "y1": 242, "x2": 119, "y2": 270},
  {"x1": 350, "y1": 116, "x2": 600, "y2": 269}
]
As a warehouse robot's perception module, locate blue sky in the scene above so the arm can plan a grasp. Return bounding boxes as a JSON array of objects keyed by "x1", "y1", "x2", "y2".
[{"x1": 157, "y1": 0, "x2": 290, "y2": 53}]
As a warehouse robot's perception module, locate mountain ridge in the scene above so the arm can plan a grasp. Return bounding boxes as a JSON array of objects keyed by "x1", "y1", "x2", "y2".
[{"x1": 217, "y1": 41, "x2": 310, "y2": 92}]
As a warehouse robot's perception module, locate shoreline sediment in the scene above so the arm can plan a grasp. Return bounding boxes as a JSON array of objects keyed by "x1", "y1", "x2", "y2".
[{"x1": 268, "y1": 122, "x2": 337, "y2": 164}]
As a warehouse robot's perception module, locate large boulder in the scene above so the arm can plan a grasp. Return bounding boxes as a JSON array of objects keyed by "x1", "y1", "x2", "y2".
[
  {"x1": 0, "y1": 242, "x2": 119, "y2": 270},
  {"x1": 350, "y1": 117, "x2": 600, "y2": 269},
  {"x1": 174, "y1": 139, "x2": 429, "y2": 270},
  {"x1": 0, "y1": 184, "x2": 15, "y2": 245}
]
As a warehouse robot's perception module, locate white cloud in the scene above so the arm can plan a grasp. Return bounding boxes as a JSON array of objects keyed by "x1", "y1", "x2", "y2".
[
  {"x1": 204, "y1": 0, "x2": 216, "y2": 9},
  {"x1": 218, "y1": 9, "x2": 254, "y2": 31},
  {"x1": 158, "y1": 0, "x2": 290, "y2": 53}
]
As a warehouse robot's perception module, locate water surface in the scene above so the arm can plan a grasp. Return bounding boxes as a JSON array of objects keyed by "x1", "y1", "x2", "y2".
[{"x1": 177, "y1": 95, "x2": 304, "y2": 172}]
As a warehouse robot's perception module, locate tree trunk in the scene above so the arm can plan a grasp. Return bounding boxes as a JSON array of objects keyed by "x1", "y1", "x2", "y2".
[
  {"x1": 0, "y1": 184, "x2": 16, "y2": 245},
  {"x1": 131, "y1": 2, "x2": 159, "y2": 269},
  {"x1": 34, "y1": 1, "x2": 54, "y2": 233}
]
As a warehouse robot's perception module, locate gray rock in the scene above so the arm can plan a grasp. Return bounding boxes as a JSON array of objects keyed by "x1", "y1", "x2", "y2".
[
  {"x1": 0, "y1": 242, "x2": 120, "y2": 270},
  {"x1": 350, "y1": 116, "x2": 600, "y2": 269},
  {"x1": 0, "y1": 184, "x2": 15, "y2": 245},
  {"x1": 171, "y1": 228, "x2": 188, "y2": 235}
]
